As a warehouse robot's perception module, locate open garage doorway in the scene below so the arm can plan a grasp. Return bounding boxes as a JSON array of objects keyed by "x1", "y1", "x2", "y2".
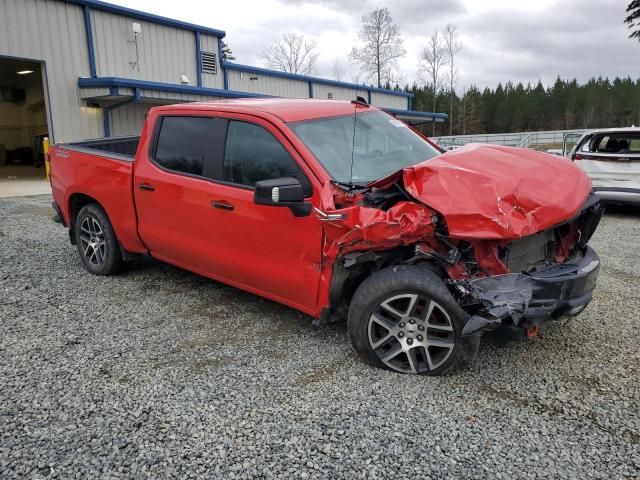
[{"x1": 0, "y1": 57, "x2": 52, "y2": 197}]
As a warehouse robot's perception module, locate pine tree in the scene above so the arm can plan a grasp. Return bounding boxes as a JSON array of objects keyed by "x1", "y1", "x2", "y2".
[
  {"x1": 220, "y1": 40, "x2": 235, "y2": 62},
  {"x1": 625, "y1": 1, "x2": 640, "y2": 40},
  {"x1": 408, "y1": 74, "x2": 640, "y2": 135}
]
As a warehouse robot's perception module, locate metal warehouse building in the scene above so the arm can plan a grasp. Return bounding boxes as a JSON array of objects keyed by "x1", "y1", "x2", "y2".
[{"x1": 0, "y1": 0, "x2": 445, "y2": 160}]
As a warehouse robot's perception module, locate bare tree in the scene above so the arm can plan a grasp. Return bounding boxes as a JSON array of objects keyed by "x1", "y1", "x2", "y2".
[
  {"x1": 332, "y1": 59, "x2": 347, "y2": 82},
  {"x1": 350, "y1": 8, "x2": 406, "y2": 88},
  {"x1": 583, "y1": 105, "x2": 595, "y2": 128},
  {"x1": 382, "y1": 69, "x2": 407, "y2": 89},
  {"x1": 459, "y1": 86, "x2": 466, "y2": 134},
  {"x1": 262, "y1": 33, "x2": 318, "y2": 75},
  {"x1": 420, "y1": 32, "x2": 447, "y2": 135},
  {"x1": 443, "y1": 24, "x2": 462, "y2": 135}
]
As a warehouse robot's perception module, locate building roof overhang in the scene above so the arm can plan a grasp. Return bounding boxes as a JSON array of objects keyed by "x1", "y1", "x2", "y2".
[{"x1": 78, "y1": 77, "x2": 447, "y2": 124}]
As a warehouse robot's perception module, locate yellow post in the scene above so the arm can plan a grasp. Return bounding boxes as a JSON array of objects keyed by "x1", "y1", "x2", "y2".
[{"x1": 43, "y1": 137, "x2": 50, "y2": 180}]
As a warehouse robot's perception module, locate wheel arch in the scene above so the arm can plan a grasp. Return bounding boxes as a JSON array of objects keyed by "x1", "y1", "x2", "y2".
[
  {"x1": 67, "y1": 193, "x2": 104, "y2": 245},
  {"x1": 328, "y1": 249, "x2": 446, "y2": 321}
]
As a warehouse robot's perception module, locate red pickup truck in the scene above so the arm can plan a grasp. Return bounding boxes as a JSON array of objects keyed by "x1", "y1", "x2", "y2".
[{"x1": 49, "y1": 99, "x2": 603, "y2": 375}]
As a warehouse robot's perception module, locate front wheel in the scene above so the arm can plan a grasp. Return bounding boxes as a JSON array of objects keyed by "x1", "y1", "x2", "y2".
[
  {"x1": 75, "y1": 203, "x2": 123, "y2": 275},
  {"x1": 347, "y1": 265, "x2": 479, "y2": 375}
]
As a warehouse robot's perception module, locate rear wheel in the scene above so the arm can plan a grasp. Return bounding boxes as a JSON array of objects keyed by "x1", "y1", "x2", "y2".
[
  {"x1": 348, "y1": 265, "x2": 479, "y2": 375},
  {"x1": 75, "y1": 203, "x2": 123, "y2": 275}
]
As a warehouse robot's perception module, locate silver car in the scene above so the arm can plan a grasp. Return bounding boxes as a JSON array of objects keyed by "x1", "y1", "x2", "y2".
[{"x1": 564, "y1": 128, "x2": 640, "y2": 205}]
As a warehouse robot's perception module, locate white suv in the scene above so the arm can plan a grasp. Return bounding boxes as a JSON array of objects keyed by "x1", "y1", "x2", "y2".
[{"x1": 564, "y1": 128, "x2": 640, "y2": 205}]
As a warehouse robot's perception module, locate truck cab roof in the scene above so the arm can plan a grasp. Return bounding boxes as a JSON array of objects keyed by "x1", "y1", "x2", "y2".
[{"x1": 150, "y1": 98, "x2": 377, "y2": 123}]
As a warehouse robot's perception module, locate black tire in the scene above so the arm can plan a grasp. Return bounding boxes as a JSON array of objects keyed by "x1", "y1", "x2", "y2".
[
  {"x1": 75, "y1": 203, "x2": 123, "y2": 276},
  {"x1": 347, "y1": 265, "x2": 479, "y2": 375}
]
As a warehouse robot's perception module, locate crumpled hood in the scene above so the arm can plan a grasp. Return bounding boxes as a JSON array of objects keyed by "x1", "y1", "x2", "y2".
[{"x1": 398, "y1": 144, "x2": 592, "y2": 240}]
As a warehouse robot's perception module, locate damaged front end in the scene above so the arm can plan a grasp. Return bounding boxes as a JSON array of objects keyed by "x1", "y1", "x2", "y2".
[
  {"x1": 316, "y1": 144, "x2": 603, "y2": 339},
  {"x1": 454, "y1": 196, "x2": 603, "y2": 336}
]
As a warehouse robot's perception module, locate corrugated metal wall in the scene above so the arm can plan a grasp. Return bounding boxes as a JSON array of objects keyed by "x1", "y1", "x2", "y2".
[
  {"x1": 200, "y1": 34, "x2": 223, "y2": 89},
  {"x1": 226, "y1": 69, "x2": 411, "y2": 109},
  {"x1": 108, "y1": 102, "x2": 148, "y2": 137},
  {"x1": 0, "y1": 0, "x2": 102, "y2": 143},
  {"x1": 91, "y1": 9, "x2": 197, "y2": 86},
  {"x1": 79, "y1": 87, "x2": 112, "y2": 99},
  {"x1": 1, "y1": 0, "x2": 417, "y2": 143},
  {"x1": 227, "y1": 70, "x2": 309, "y2": 98},
  {"x1": 370, "y1": 92, "x2": 408, "y2": 110},
  {"x1": 311, "y1": 83, "x2": 368, "y2": 102},
  {"x1": 0, "y1": 1, "x2": 227, "y2": 141},
  {"x1": 139, "y1": 90, "x2": 215, "y2": 103}
]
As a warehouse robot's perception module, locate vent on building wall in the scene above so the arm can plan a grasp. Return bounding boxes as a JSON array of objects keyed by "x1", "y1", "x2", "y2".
[{"x1": 201, "y1": 52, "x2": 217, "y2": 74}]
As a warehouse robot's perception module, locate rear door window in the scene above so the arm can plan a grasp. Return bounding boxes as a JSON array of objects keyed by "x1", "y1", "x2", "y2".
[
  {"x1": 223, "y1": 120, "x2": 311, "y2": 195},
  {"x1": 583, "y1": 133, "x2": 640, "y2": 154},
  {"x1": 629, "y1": 138, "x2": 640, "y2": 152},
  {"x1": 583, "y1": 136, "x2": 605, "y2": 153},
  {"x1": 153, "y1": 116, "x2": 226, "y2": 178}
]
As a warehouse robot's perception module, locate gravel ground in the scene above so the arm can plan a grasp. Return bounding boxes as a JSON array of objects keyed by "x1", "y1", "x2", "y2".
[{"x1": 1, "y1": 194, "x2": 639, "y2": 479}]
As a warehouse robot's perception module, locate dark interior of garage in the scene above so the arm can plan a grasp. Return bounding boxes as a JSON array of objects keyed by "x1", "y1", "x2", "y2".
[{"x1": 0, "y1": 57, "x2": 49, "y2": 182}]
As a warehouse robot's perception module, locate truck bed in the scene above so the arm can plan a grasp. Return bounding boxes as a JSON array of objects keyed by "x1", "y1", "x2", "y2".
[
  {"x1": 57, "y1": 136, "x2": 140, "y2": 160},
  {"x1": 49, "y1": 136, "x2": 146, "y2": 254}
]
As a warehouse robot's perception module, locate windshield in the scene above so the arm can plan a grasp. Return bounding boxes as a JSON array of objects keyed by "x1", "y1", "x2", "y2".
[{"x1": 289, "y1": 110, "x2": 441, "y2": 184}]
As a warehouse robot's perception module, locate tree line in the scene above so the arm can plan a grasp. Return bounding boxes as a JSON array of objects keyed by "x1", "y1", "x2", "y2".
[{"x1": 407, "y1": 76, "x2": 640, "y2": 137}]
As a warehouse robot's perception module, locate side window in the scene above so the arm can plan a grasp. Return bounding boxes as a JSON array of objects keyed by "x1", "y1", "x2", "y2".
[
  {"x1": 154, "y1": 117, "x2": 219, "y2": 177},
  {"x1": 629, "y1": 138, "x2": 640, "y2": 152},
  {"x1": 224, "y1": 121, "x2": 311, "y2": 195},
  {"x1": 583, "y1": 136, "x2": 601, "y2": 153},
  {"x1": 580, "y1": 139, "x2": 592, "y2": 153},
  {"x1": 590, "y1": 136, "x2": 610, "y2": 152}
]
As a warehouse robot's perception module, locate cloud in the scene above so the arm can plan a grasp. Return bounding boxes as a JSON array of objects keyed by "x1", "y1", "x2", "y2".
[
  {"x1": 278, "y1": 0, "x2": 466, "y2": 34},
  {"x1": 110, "y1": 0, "x2": 640, "y2": 90},
  {"x1": 453, "y1": 0, "x2": 638, "y2": 88},
  {"x1": 390, "y1": 0, "x2": 466, "y2": 34}
]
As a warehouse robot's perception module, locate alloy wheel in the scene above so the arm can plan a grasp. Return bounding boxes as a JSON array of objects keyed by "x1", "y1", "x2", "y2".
[
  {"x1": 367, "y1": 293, "x2": 456, "y2": 374},
  {"x1": 78, "y1": 215, "x2": 107, "y2": 267}
]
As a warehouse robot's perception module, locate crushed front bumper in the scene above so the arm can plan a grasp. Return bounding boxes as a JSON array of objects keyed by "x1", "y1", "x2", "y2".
[{"x1": 461, "y1": 246, "x2": 600, "y2": 336}]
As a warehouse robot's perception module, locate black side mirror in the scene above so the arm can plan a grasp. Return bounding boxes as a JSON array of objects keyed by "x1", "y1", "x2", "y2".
[{"x1": 254, "y1": 177, "x2": 311, "y2": 217}]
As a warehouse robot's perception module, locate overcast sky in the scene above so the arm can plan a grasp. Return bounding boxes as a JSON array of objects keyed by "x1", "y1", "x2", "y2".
[{"x1": 113, "y1": 0, "x2": 637, "y2": 90}]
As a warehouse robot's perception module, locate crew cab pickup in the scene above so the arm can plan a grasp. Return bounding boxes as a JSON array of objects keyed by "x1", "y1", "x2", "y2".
[{"x1": 50, "y1": 99, "x2": 603, "y2": 375}]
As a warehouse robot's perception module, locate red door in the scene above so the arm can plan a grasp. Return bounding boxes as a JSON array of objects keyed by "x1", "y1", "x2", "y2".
[{"x1": 134, "y1": 110, "x2": 324, "y2": 315}]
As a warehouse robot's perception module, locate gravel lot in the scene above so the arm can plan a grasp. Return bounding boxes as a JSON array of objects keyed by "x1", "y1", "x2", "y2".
[{"x1": 1, "y1": 194, "x2": 639, "y2": 479}]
